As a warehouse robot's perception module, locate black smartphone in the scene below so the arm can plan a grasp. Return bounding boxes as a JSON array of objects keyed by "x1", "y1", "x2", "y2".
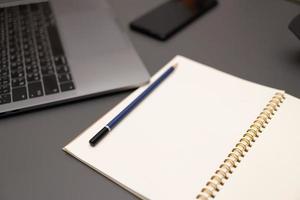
[{"x1": 130, "y1": 0, "x2": 218, "y2": 41}]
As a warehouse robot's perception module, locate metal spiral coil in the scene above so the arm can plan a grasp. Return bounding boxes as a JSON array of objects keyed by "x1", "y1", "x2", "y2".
[{"x1": 196, "y1": 92, "x2": 285, "y2": 200}]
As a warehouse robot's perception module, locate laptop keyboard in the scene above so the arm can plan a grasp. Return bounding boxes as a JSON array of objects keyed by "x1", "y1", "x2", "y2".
[{"x1": 0, "y1": 2, "x2": 75, "y2": 105}]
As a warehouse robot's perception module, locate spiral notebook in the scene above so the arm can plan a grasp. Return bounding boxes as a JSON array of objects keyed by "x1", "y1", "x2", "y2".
[{"x1": 63, "y1": 56, "x2": 300, "y2": 200}]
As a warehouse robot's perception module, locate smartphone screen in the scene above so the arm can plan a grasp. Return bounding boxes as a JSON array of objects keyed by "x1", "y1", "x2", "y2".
[{"x1": 130, "y1": 0, "x2": 218, "y2": 41}]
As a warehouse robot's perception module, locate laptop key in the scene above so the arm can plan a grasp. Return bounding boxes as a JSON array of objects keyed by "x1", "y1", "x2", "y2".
[
  {"x1": 11, "y1": 69, "x2": 24, "y2": 78},
  {"x1": 43, "y1": 75, "x2": 59, "y2": 95},
  {"x1": 10, "y1": 62, "x2": 23, "y2": 70},
  {"x1": 0, "y1": 76, "x2": 9, "y2": 85},
  {"x1": 41, "y1": 66, "x2": 55, "y2": 75},
  {"x1": 26, "y1": 65, "x2": 39, "y2": 74},
  {"x1": 54, "y1": 56, "x2": 65, "y2": 66},
  {"x1": 12, "y1": 77, "x2": 25, "y2": 87},
  {"x1": 12, "y1": 87, "x2": 27, "y2": 102},
  {"x1": 0, "y1": 85, "x2": 10, "y2": 94},
  {"x1": 0, "y1": 68, "x2": 8, "y2": 77},
  {"x1": 56, "y1": 65, "x2": 69, "y2": 74},
  {"x1": 0, "y1": 93, "x2": 11, "y2": 105},
  {"x1": 27, "y1": 72, "x2": 40, "y2": 82},
  {"x1": 58, "y1": 73, "x2": 72, "y2": 82},
  {"x1": 28, "y1": 81, "x2": 43, "y2": 98},
  {"x1": 30, "y1": 3, "x2": 39, "y2": 12},
  {"x1": 60, "y1": 81, "x2": 75, "y2": 92},
  {"x1": 19, "y1": 4, "x2": 28, "y2": 12}
]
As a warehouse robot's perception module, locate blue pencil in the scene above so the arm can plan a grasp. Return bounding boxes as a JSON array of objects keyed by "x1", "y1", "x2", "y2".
[{"x1": 89, "y1": 64, "x2": 177, "y2": 146}]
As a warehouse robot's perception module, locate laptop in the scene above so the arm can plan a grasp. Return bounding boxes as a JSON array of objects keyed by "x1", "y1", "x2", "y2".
[{"x1": 0, "y1": 0, "x2": 150, "y2": 117}]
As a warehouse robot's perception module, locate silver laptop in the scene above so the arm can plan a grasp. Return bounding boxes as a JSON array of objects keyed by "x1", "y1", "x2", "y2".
[{"x1": 0, "y1": 0, "x2": 149, "y2": 117}]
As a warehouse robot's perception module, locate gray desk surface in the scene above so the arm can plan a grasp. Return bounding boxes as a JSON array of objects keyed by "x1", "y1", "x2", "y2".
[{"x1": 1, "y1": 0, "x2": 299, "y2": 199}]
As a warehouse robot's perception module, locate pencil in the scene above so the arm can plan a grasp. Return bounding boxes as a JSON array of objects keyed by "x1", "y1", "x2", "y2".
[{"x1": 89, "y1": 64, "x2": 178, "y2": 146}]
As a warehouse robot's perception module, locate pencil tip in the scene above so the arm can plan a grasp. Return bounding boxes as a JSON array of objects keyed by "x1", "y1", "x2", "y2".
[{"x1": 173, "y1": 63, "x2": 178, "y2": 68}]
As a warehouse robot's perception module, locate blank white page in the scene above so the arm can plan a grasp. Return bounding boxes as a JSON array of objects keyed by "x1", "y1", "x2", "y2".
[
  {"x1": 64, "y1": 55, "x2": 281, "y2": 200},
  {"x1": 216, "y1": 94, "x2": 300, "y2": 200}
]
